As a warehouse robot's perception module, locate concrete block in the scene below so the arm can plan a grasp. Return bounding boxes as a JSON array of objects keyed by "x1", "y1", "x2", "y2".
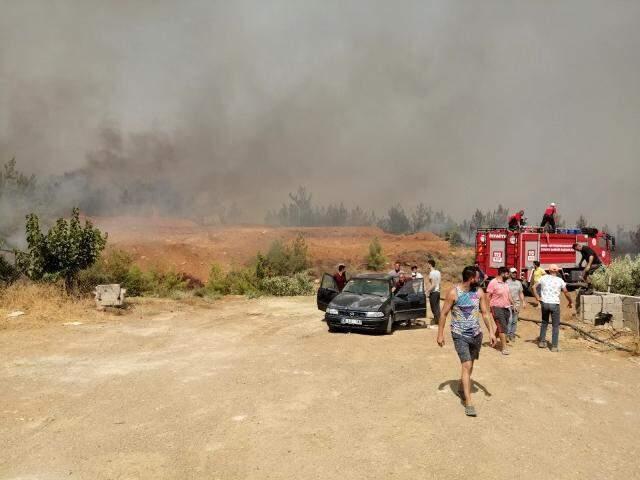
[
  {"x1": 582, "y1": 305, "x2": 603, "y2": 315},
  {"x1": 581, "y1": 296, "x2": 601, "y2": 305},
  {"x1": 95, "y1": 284, "x2": 126, "y2": 308}
]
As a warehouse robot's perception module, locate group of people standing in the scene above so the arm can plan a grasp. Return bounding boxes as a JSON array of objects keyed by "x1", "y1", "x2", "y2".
[
  {"x1": 387, "y1": 260, "x2": 442, "y2": 326},
  {"x1": 437, "y1": 262, "x2": 573, "y2": 417},
  {"x1": 332, "y1": 260, "x2": 443, "y2": 326}
]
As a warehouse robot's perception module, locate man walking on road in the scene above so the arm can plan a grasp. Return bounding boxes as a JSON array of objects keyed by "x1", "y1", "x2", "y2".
[
  {"x1": 506, "y1": 268, "x2": 525, "y2": 342},
  {"x1": 437, "y1": 266, "x2": 496, "y2": 417},
  {"x1": 427, "y1": 259, "x2": 441, "y2": 326},
  {"x1": 486, "y1": 267, "x2": 512, "y2": 355},
  {"x1": 532, "y1": 264, "x2": 572, "y2": 352}
]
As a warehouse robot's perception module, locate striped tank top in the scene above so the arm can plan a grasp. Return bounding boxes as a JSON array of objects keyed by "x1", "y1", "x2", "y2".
[{"x1": 451, "y1": 286, "x2": 482, "y2": 337}]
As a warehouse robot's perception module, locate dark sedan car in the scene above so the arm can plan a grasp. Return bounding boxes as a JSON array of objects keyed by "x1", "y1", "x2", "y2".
[{"x1": 317, "y1": 273, "x2": 426, "y2": 334}]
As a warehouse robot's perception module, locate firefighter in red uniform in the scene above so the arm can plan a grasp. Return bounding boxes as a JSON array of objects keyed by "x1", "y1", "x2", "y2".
[
  {"x1": 540, "y1": 203, "x2": 557, "y2": 232},
  {"x1": 508, "y1": 210, "x2": 525, "y2": 230}
]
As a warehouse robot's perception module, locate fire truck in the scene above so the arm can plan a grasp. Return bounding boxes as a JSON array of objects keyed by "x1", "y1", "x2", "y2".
[{"x1": 475, "y1": 227, "x2": 614, "y2": 289}]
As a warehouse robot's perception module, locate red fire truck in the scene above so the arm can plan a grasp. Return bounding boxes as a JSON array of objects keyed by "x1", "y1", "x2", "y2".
[{"x1": 475, "y1": 227, "x2": 614, "y2": 288}]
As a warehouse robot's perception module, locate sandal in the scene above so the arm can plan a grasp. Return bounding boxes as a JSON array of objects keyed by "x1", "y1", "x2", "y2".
[{"x1": 465, "y1": 405, "x2": 477, "y2": 417}]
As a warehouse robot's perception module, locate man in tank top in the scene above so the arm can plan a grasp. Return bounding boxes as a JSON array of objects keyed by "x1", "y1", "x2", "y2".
[{"x1": 437, "y1": 266, "x2": 497, "y2": 417}]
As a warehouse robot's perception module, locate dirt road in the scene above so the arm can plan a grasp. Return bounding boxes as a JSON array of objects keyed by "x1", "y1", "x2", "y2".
[{"x1": 1, "y1": 297, "x2": 639, "y2": 479}]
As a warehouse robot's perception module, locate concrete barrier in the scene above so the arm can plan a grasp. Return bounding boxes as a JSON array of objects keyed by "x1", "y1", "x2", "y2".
[
  {"x1": 579, "y1": 293, "x2": 640, "y2": 333},
  {"x1": 95, "y1": 284, "x2": 126, "y2": 309}
]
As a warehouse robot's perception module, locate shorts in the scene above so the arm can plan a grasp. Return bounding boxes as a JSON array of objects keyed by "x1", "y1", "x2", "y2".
[
  {"x1": 452, "y1": 332, "x2": 483, "y2": 363},
  {"x1": 492, "y1": 307, "x2": 510, "y2": 335}
]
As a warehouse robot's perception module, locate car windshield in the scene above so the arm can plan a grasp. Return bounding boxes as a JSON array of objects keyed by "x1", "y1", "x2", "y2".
[{"x1": 342, "y1": 279, "x2": 390, "y2": 297}]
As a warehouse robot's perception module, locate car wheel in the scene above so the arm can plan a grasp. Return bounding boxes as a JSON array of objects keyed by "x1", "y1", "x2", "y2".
[
  {"x1": 385, "y1": 313, "x2": 395, "y2": 335},
  {"x1": 328, "y1": 324, "x2": 339, "y2": 333}
]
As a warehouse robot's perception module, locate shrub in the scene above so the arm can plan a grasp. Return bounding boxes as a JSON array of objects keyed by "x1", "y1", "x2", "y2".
[
  {"x1": 224, "y1": 268, "x2": 260, "y2": 295},
  {"x1": 15, "y1": 208, "x2": 107, "y2": 291},
  {"x1": 77, "y1": 249, "x2": 198, "y2": 297},
  {"x1": 204, "y1": 263, "x2": 259, "y2": 296},
  {"x1": 145, "y1": 270, "x2": 190, "y2": 297},
  {"x1": 379, "y1": 204, "x2": 411, "y2": 234},
  {"x1": 444, "y1": 230, "x2": 464, "y2": 247},
  {"x1": 259, "y1": 273, "x2": 314, "y2": 296},
  {"x1": 591, "y1": 255, "x2": 640, "y2": 296},
  {"x1": 0, "y1": 256, "x2": 18, "y2": 285},
  {"x1": 256, "y1": 235, "x2": 310, "y2": 279},
  {"x1": 366, "y1": 237, "x2": 387, "y2": 271}
]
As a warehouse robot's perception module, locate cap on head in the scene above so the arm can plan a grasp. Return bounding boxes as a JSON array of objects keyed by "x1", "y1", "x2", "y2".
[
  {"x1": 509, "y1": 267, "x2": 517, "y2": 273},
  {"x1": 550, "y1": 202, "x2": 556, "y2": 206},
  {"x1": 548, "y1": 264, "x2": 559, "y2": 272}
]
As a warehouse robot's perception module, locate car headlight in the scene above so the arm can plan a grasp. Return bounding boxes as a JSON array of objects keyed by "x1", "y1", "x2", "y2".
[
  {"x1": 365, "y1": 311, "x2": 385, "y2": 318},
  {"x1": 326, "y1": 308, "x2": 339, "y2": 315}
]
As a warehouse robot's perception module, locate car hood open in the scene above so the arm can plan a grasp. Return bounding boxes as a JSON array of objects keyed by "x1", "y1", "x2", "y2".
[{"x1": 330, "y1": 293, "x2": 387, "y2": 311}]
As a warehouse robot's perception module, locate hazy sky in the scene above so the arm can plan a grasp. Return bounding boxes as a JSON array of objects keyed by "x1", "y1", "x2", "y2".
[{"x1": 1, "y1": 0, "x2": 639, "y2": 226}]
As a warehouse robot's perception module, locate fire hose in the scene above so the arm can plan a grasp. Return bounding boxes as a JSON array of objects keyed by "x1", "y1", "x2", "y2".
[{"x1": 517, "y1": 315, "x2": 636, "y2": 354}]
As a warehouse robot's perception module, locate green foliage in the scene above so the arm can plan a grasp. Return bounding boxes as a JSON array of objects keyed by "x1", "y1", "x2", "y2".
[
  {"x1": 0, "y1": 158, "x2": 36, "y2": 198},
  {"x1": 77, "y1": 249, "x2": 194, "y2": 297},
  {"x1": 0, "y1": 256, "x2": 18, "y2": 284},
  {"x1": 591, "y1": 256, "x2": 640, "y2": 296},
  {"x1": 444, "y1": 230, "x2": 463, "y2": 247},
  {"x1": 366, "y1": 237, "x2": 387, "y2": 271},
  {"x1": 379, "y1": 204, "x2": 411, "y2": 234},
  {"x1": 205, "y1": 236, "x2": 313, "y2": 298},
  {"x1": 204, "y1": 263, "x2": 259, "y2": 296},
  {"x1": 255, "y1": 235, "x2": 310, "y2": 279},
  {"x1": 15, "y1": 208, "x2": 107, "y2": 290},
  {"x1": 258, "y1": 273, "x2": 314, "y2": 296}
]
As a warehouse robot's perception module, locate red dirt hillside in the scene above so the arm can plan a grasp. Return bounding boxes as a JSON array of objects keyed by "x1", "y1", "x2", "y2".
[{"x1": 93, "y1": 216, "x2": 470, "y2": 280}]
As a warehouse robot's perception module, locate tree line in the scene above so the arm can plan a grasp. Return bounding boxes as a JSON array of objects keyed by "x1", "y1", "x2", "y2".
[{"x1": 265, "y1": 187, "x2": 640, "y2": 252}]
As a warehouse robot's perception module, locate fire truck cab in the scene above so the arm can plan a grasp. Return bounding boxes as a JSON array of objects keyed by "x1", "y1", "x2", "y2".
[{"x1": 475, "y1": 227, "x2": 614, "y2": 289}]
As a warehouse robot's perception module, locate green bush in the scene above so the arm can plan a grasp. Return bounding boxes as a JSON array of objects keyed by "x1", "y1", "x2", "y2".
[
  {"x1": 77, "y1": 249, "x2": 194, "y2": 297},
  {"x1": 0, "y1": 256, "x2": 18, "y2": 284},
  {"x1": 366, "y1": 237, "x2": 387, "y2": 271},
  {"x1": 204, "y1": 263, "x2": 259, "y2": 296},
  {"x1": 15, "y1": 208, "x2": 107, "y2": 291},
  {"x1": 145, "y1": 270, "x2": 190, "y2": 297},
  {"x1": 256, "y1": 235, "x2": 310, "y2": 278},
  {"x1": 259, "y1": 272, "x2": 314, "y2": 296},
  {"x1": 444, "y1": 230, "x2": 463, "y2": 246},
  {"x1": 224, "y1": 268, "x2": 260, "y2": 295},
  {"x1": 591, "y1": 255, "x2": 640, "y2": 296}
]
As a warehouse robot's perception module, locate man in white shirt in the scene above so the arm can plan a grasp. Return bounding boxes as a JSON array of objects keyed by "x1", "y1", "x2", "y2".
[
  {"x1": 532, "y1": 264, "x2": 573, "y2": 352},
  {"x1": 427, "y1": 259, "x2": 441, "y2": 326}
]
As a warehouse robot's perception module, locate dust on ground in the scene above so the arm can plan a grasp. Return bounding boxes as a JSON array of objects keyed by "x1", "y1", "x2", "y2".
[
  {"x1": 1, "y1": 296, "x2": 639, "y2": 479},
  {"x1": 92, "y1": 216, "x2": 461, "y2": 279}
]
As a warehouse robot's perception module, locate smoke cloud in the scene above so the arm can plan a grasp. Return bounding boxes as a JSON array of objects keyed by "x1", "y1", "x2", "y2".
[{"x1": 1, "y1": 0, "x2": 639, "y2": 227}]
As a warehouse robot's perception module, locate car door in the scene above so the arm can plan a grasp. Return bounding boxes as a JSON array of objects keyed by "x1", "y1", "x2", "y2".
[
  {"x1": 393, "y1": 279, "x2": 427, "y2": 321},
  {"x1": 317, "y1": 273, "x2": 339, "y2": 311}
]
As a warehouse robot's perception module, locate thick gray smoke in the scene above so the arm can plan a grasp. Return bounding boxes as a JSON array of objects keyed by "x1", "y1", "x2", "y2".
[{"x1": 1, "y1": 0, "x2": 639, "y2": 227}]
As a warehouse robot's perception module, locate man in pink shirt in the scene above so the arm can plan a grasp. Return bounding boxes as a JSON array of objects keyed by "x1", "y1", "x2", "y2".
[{"x1": 486, "y1": 266, "x2": 512, "y2": 355}]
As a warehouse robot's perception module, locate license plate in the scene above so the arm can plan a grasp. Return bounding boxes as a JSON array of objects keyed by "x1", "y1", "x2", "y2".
[{"x1": 341, "y1": 318, "x2": 362, "y2": 325}]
